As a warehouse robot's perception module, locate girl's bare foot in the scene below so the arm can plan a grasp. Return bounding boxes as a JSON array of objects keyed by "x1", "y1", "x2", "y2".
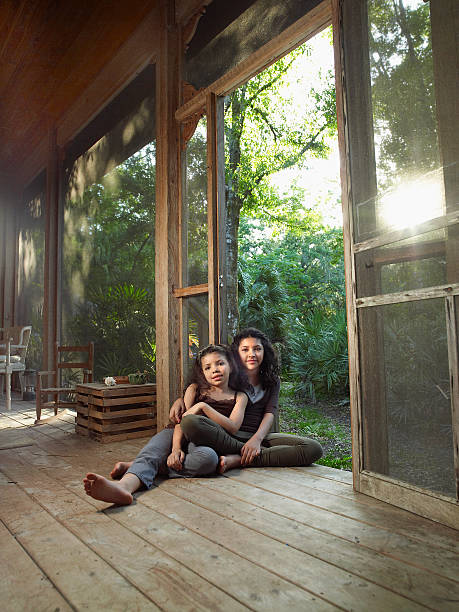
[
  {"x1": 110, "y1": 461, "x2": 133, "y2": 479},
  {"x1": 218, "y1": 454, "x2": 242, "y2": 474},
  {"x1": 83, "y1": 472, "x2": 133, "y2": 505}
]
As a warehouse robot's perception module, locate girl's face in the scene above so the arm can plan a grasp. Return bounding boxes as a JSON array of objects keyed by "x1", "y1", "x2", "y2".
[
  {"x1": 201, "y1": 351, "x2": 231, "y2": 388},
  {"x1": 238, "y1": 336, "x2": 264, "y2": 374}
]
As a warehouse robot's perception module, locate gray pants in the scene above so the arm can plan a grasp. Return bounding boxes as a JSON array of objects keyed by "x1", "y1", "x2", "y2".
[
  {"x1": 126, "y1": 427, "x2": 218, "y2": 489},
  {"x1": 180, "y1": 415, "x2": 323, "y2": 467}
]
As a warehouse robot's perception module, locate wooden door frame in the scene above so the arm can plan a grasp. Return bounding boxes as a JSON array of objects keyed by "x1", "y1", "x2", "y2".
[{"x1": 333, "y1": 0, "x2": 459, "y2": 529}]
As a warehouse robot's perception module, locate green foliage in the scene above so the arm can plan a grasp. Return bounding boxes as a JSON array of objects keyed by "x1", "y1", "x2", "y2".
[
  {"x1": 238, "y1": 214, "x2": 346, "y2": 381},
  {"x1": 288, "y1": 309, "x2": 349, "y2": 401},
  {"x1": 68, "y1": 282, "x2": 156, "y2": 380},
  {"x1": 225, "y1": 41, "x2": 337, "y2": 217},
  {"x1": 279, "y1": 384, "x2": 352, "y2": 471},
  {"x1": 317, "y1": 455, "x2": 352, "y2": 471},
  {"x1": 63, "y1": 144, "x2": 156, "y2": 378},
  {"x1": 368, "y1": 0, "x2": 438, "y2": 189}
]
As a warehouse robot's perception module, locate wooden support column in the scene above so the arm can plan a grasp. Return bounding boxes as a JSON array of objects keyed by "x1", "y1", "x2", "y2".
[
  {"x1": 43, "y1": 128, "x2": 60, "y2": 373},
  {"x1": 155, "y1": 0, "x2": 181, "y2": 429}
]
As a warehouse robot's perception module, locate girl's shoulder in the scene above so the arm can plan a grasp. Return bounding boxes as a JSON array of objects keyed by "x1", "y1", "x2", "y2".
[
  {"x1": 184, "y1": 382, "x2": 199, "y2": 399},
  {"x1": 235, "y1": 390, "x2": 248, "y2": 404}
]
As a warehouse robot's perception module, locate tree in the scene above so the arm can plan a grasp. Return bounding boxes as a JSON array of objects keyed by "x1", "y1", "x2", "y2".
[
  {"x1": 224, "y1": 37, "x2": 337, "y2": 336},
  {"x1": 368, "y1": 0, "x2": 438, "y2": 190},
  {"x1": 62, "y1": 143, "x2": 157, "y2": 376}
]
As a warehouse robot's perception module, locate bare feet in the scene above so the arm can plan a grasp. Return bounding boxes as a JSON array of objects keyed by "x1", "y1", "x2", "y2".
[
  {"x1": 110, "y1": 461, "x2": 133, "y2": 479},
  {"x1": 218, "y1": 454, "x2": 242, "y2": 474},
  {"x1": 83, "y1": 472, "x2": 134, "y2": 505}
]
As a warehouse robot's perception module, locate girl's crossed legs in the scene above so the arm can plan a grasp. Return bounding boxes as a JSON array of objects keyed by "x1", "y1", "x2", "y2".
[{"x1": 180, "y1": 414, "x2": 323, "y2": 472}]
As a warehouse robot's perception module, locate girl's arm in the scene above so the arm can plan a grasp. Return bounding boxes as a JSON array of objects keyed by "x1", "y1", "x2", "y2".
[
  {"x1": 189, "y1": 392, "x2": 248, "y2": 435},
  {"x1": 240, "y1": 412, "x2": 274, "y2": 465},
  {"x1": 240, "y1": 380, "x2": 280, "y2": 464},
  {"x1": 167, "y1": 424, "x2": 185, "y2": 470},
  {"x1": 168, "y1": 384, "x2": 198, "y2": 423}
]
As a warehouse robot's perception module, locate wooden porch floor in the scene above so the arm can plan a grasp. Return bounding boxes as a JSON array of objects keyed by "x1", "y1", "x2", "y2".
[{"x1": 1, "y1": 396, "x2": 458, "y2": 611}]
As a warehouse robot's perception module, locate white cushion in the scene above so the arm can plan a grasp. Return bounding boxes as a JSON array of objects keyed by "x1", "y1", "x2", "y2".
[{"x1": 0, "y1": 354, "x2": 21, "y2": 363}]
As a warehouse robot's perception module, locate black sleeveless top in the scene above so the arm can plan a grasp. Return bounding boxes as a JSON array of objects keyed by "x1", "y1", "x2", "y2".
[{"x1": 196, "y1": 390, "x2": 237, "y2": 418}]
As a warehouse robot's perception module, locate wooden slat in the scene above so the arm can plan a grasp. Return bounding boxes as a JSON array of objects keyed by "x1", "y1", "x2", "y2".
[
  {"x1": 87, "y1": 394, "x2": 155, "y2": 407},
  {"x1": 89, "y1": 406, "x2": 154, "y2": 419},
  {"x1": 140, "y1": 485, "x2": 427, "y2": 611},
  {"x1": 200, "y1": 474, "x2": 459, "y2": 584},
  {"x1": 353, "y1": 211, "x2": 459, "y2": 254},
  {"x1": 0, "y1": 456, "x2": 246, "y2": 612},
  {"x1": 223, "y1": 469, "x2": 459, "y2": 554},
  {"x1": 356, "y1": 282, "x2": 459, "y2": 308},
  {"x1": 88, "y1": 417, "x2": 155, "y2": 433},
  {"x1": 0, "y1": 479, "x2": 158, "y2": 610},
  {"x1": 113, "y1": 496, "x2": 337, "y2": 610},
  {"x1": 359, "y1": 471, "x2": 459, "y2": 533},
  {"x1": 446, "y1": 296, "x2": 459, "y2": 499},
  {"x1": 301, "y1": 463, "x2": 353, "y2": 484},
  {"x1": 164, "y1": 478, "x2": 459, "y2": 610},
  {"x1": 0, "y1": 521, "x2": 72, "y2": 612},
  {"x1": 173, "y1": 283, "x2": 208, "y2": 297},
  {"x1": 89, "y1": 428, "x2": 156, "y2": 444},
  {"x1": 76, "y1": 383, "x2": 156, "y2": 398}
]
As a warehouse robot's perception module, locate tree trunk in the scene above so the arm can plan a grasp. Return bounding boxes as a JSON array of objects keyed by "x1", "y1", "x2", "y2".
[{"x1": 225, "y1": 88, "x2": 246, "y2": 339}]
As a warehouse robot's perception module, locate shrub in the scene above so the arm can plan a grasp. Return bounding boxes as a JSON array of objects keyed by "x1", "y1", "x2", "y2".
[{"x1": 289, "y1": 309, "x2": 348, "y2": 401}]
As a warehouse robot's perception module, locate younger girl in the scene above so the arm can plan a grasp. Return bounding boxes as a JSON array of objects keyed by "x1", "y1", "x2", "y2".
[
  {"x1": 180, "y1": 328, "x2": 323, "y2": 471},
  {"x1": 83, "y1": 344, "x2": 247, "y2": 505}
]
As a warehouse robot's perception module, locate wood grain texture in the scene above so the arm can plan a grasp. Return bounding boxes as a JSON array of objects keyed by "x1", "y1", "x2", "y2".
[{"x1": 1, "y1": 400, "x2": 458, "y2": 611}]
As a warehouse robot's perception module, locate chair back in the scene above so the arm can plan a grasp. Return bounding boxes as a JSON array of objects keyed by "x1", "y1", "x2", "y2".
[
  {"x1": 0, "y1": 325, "x2": 32, "y2": 364},
  {"x1": 55, "y1": 342, "x2": 94, "y2": 387}
]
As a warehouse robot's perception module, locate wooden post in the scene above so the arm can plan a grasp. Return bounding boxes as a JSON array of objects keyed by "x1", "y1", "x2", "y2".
[
  {"x1": 155, "y1": 0, "x2": 181, "y2": 429},
  {"x1": 431, "y1": 0, "x2": 459, "y2": 500}
]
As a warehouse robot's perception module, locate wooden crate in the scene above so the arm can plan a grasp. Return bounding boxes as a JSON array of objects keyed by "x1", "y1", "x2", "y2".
[{"x1": 75, "y1": 382, "x2": 156, "y2": 443}]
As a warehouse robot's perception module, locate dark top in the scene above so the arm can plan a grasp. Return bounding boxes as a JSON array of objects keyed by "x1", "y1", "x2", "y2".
[
  {"x1": 239, "y1": 379, "x2": 280, "y2": 434},
  {"x1": 196, "y1": 390, "x2": 237, "y2": 419}
]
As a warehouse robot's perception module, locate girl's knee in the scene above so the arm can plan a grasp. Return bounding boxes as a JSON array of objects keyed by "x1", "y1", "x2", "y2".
[
  {"x1": 304, "y1": 440, "x2": 323, "y2": 464},
  {"x1": 180, "y1": 414, "x2": 205, "y2": 439},
  {"x1": 185, "y1": 447, "x2": 218, "y2": 476}
]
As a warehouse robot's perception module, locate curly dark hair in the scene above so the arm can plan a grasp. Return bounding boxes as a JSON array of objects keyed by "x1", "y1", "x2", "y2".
[
  {"x1": 187, "y1": 344, "x2": 245, "y2": 394},
  {"x1": 231, "y1": 328, "x2": 279, "y2": 390}
]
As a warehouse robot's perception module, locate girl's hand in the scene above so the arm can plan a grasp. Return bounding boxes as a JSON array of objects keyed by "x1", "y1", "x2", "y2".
[
  {"x1": 240, "y1": 436, "x2": 262, "y2": 465},
  {"x1": 169, "y1": 398, "x2": 186, "y2": 424},
  {"x1": 167, "y1": 449, "x2": 185, "y2": 470}
]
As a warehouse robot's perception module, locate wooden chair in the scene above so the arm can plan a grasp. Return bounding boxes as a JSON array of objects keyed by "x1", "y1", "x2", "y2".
[
  {"x1": 0, "y1": 325, "x2": 32, "y2": 410},
  {"x1": 36, "y1": 342, "x2": 94, "y2": 422}
]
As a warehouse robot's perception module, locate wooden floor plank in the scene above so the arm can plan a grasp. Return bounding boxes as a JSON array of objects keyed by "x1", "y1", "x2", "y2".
[
  {"x1": 66, "y1": 513, "x2": 250, "y2": 612},
  {"x1": 260, "y1": 466, "x2": 356, "y2": 498},
  {"x1": 111, "y1": 496, "x2": 338, "y2": 611},
  {"x1": 302, "y1": 464, "x2": 353, "y2": 484},
  {"x1": 225, "y1": 469, "x2": 459, "y2": 553},
  {"x1": 0, "y1": 521, "x2": 73, "y2": 612},
  {"x1": 0, "y1": 481, "x2": 158, "y2": 611},
  {"x1": 2, "y1": 402, "x2": 458, "y2": 612},
  {"x1": 201, "y1": 474, "x2": 459, "y2": 584},
  {"x1": 140, "y1": 484, "x2": 429, "y2": 612},
  {"x1": 0, "y1": 452, "x2": 250, "y2": 611},
  {"x1": 165, "y1": 478, "x2": 459, "y2": 610}
]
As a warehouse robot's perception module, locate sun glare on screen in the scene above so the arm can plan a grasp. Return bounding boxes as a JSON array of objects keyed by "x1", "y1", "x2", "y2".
[{"x1": 378, "y1": 174, "x2": 444, "y2": 231}]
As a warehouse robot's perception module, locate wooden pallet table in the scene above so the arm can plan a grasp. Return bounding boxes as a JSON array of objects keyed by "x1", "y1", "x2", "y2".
[{"x1": 75, "y1": 382, "x2": 156, "y2": 443}]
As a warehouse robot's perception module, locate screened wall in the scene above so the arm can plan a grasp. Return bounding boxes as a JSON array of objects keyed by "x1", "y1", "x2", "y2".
[
  {"x1": 61, "y1": 65, "x2": 156, "y2": 380},
  {"x1": 16, "y1": 171, "x2": 46, "y2": 372}
]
